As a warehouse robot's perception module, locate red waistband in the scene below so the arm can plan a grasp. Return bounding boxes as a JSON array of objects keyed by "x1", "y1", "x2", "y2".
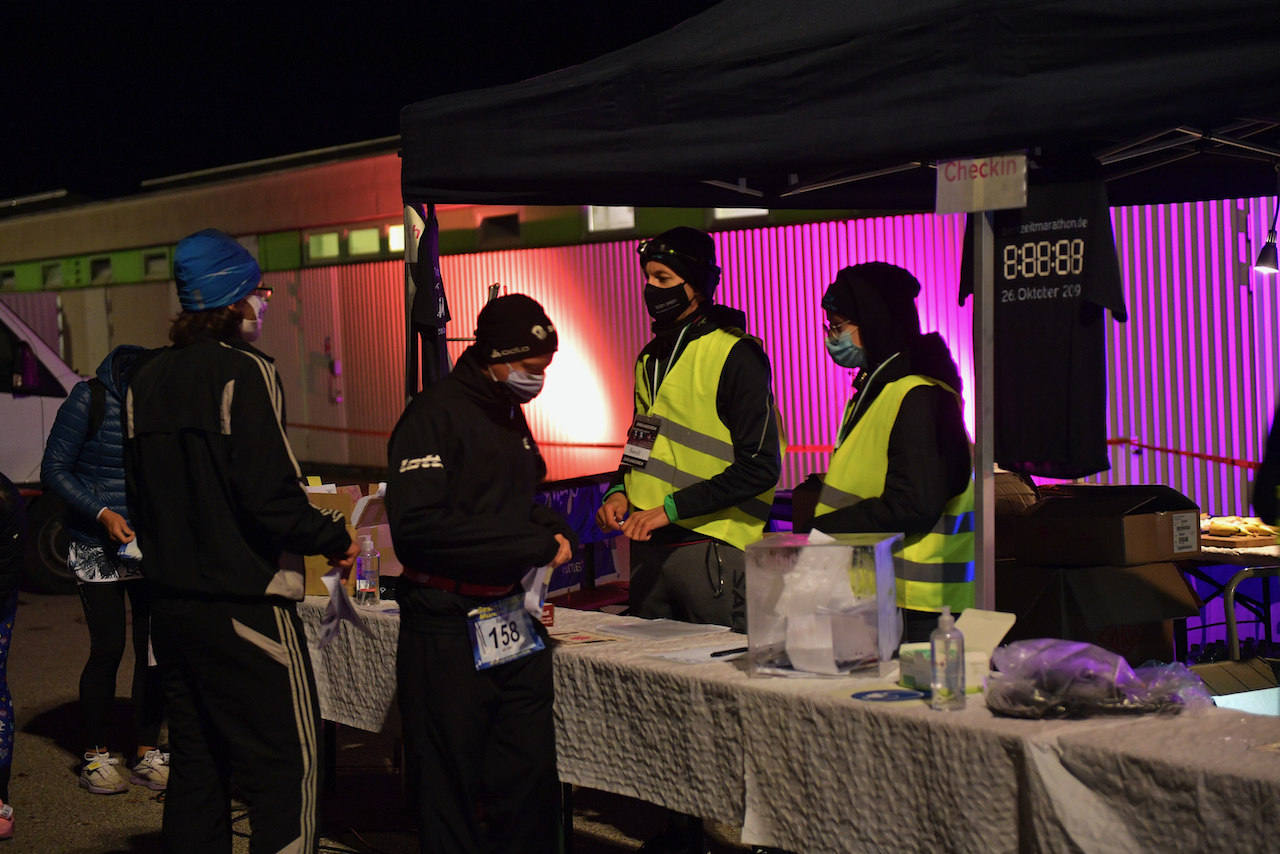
[{"x1": 401, "y1": 568, "x2": 518, "y2": 598}]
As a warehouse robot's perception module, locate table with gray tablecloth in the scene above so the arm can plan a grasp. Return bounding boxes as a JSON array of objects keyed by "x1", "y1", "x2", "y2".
[{"x1": 298, "y1": 598, "x2": 1280, "y2": 854}]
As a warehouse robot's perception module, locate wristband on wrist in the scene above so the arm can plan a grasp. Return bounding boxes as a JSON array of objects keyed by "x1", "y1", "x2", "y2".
[{"x1": 663, "y1": 494, "x2": 680, "y2": 522}]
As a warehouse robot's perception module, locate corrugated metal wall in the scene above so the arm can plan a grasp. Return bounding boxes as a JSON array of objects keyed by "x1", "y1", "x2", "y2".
[
  {"x1": 1087, "y1": 197, "x2": 1276, "y2": 515},
  {"x1": 220, "y1": 197, "x2": 1280, "y2": 513},
  {"x1": 440, "y1": 215, "x2": 972, "y2": 488}
]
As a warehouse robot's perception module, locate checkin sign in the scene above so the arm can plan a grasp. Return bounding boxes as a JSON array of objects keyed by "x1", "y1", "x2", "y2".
[{"x1": 935, "y1": 154, "x2": 1027, "y2": 214}]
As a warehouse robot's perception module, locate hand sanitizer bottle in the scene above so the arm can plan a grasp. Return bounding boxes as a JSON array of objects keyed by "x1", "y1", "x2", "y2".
[
  {"x1": 930, "y1": 606, "x2": 965, "y2": 711},
  {"x1": 354, "y1": 536, "x2": 380, "y2": 606}
]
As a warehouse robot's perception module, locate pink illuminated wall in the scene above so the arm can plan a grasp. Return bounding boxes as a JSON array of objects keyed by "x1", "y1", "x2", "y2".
[
  {"x1": 266, "y1": 196, "x2": 1278, "y2": 517},
  {"x1": 1091, "y1": 197, "x2": 1278, "y2": 515},
  {"x1": 441, "y1": 214, "x2": 972, "y2": 486}
]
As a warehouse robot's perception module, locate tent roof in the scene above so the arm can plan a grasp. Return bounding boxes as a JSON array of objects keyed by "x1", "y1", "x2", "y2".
[{"x1": 400, "y1": 0, "x2": 1280, "y2": 209}]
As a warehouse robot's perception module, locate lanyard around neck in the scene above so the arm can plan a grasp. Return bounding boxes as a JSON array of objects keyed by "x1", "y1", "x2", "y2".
[
  {"x1": 844, "y1": 352, "x2": 900, "y2": 430},
  {"x1": 650, "y1": 322, "x2": 692, "y2": 401}
]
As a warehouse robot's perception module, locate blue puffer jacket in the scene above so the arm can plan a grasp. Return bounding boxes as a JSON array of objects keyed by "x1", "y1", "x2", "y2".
[{"x1": 41, "y1": 345, "x2": 147, "y2": 546}]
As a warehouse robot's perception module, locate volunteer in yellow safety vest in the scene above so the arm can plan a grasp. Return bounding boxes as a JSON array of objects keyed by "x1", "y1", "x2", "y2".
[
  {"x1": 595, "y1": 227, "x2": 782, "y2": 637},
  {"x1": 595, "y1": 226, "x2": 782, "y2": 854},
  {"x1": 807, "y1": 263, "x2": 975, "y2": 641}
]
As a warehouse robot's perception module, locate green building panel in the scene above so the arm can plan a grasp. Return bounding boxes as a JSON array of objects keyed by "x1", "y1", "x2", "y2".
[
  {"x1": 5, "y1": 262, "x2": 43, "y2": 292},
  {"x1": 259, "y1": 231, "x2": 303, "y2": 272},
  {"x1": 521, "y1": 215, "x2": 584, "y2": 248},
  {"x1": 635, "y1": 208, "x2": 707, "y2": 237},
  {"x1": 438, "y1": 229, "x2": 479, "y2": 256},
  {"x1": 109, "y1": 250, "x2": 146, "y2": 284}
]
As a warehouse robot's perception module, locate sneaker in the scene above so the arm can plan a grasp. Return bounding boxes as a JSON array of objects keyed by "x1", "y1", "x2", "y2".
[
  {"x1": 80, "y1": 751, "x2": 128, "y2": 794},
  {"x1": 130, "y1": 749, "x2": 169, "y2": 791},
  {"x1": 0, "y1": 801, "x2": 12, "y2": 839}
]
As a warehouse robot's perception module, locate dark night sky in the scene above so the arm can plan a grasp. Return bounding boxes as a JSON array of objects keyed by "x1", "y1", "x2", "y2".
[{"x1": 0, "y1": 1, "x2": 720, "y2": 202}]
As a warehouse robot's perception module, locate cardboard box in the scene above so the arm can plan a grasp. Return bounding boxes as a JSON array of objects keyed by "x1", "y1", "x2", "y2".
[
  {"x1": 1016, "y1": 484, "x2": 1200, "y2": 566},
  {"x1": 282, "y1": 490, "x2": 358, "y2": 596},
  {"x1": 995, "y1": 559, "x2": 1202, "y2": 664}
]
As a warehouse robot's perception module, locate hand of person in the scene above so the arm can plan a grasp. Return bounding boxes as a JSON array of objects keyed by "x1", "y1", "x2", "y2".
[
  {"x1": 99, "y1": 509, "x2": 135, "y2": 544},
  {"x1": 328, "y1": 540, "x2": 360, "y2": 580},
  {"x1": 620, "y1": 506, "x2": 671, "y2": 542},
  {"x1": 596, "y1": 492, "x2": 629, "y2": 533},
  {"x1": 550, "y1": 534, "x2": 573, "y2": 568}
]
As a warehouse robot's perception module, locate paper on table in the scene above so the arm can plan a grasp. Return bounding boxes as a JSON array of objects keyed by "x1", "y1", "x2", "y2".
[
  {"x1": 596, "y1": 619, "x2": 732, "y2": 641},
  {"x1": 317, "y1": 567, "x2": 375, "y2": 649},
  {"x1": 652, "y1": 645, "x2": 749, "y2": 664},
  {"x1": 548, "y1": 630, "x2": 618, "y2": 645}
]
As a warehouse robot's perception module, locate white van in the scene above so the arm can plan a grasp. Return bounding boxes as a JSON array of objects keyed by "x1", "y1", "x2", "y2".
[{"x1": 0, "y1": 299, "x2": 84, "y2": 593}]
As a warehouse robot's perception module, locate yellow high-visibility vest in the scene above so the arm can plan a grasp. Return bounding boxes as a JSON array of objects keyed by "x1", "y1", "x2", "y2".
[
  {"x1": 815, "y1": 372, "x2": 975, "y2": 612},
  {"x1": 624, "y1": 327, "x2": 780, "y2": 551}
]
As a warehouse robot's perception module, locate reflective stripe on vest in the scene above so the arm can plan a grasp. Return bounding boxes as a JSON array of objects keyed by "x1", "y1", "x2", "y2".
[
  {"x1": 815, "y1": 374, "x2": 975, "y2": 612},
  {"x1": 624, "y1": 328, "x2": 779, "y2": 550}
]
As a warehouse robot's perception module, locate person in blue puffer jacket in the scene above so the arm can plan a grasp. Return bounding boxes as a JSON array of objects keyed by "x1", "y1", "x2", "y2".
[{"x1": 41, "y1": 344, "x2": 168, "y2": 796}]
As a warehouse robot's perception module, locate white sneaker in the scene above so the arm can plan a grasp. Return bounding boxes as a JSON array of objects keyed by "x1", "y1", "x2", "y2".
[
  {"x1": 80, "y1": 751, "x2": 128, "y2": 794},
  {"x1": 130, "y1": 749, "x2": 169, "y2": 791}
]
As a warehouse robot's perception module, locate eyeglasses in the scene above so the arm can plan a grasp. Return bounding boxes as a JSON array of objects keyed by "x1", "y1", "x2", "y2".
[
  {"x1": 823, "y1": 320, "x2": 852, "y2": 339},
  {"x1": 254, "y1": 286, "x2": 273, "y2": 303}
]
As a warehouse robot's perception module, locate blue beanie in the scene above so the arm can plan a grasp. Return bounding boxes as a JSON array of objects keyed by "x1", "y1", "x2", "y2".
[{"x1": 173, "y1": 229, "x2": 261, "y2": 312}]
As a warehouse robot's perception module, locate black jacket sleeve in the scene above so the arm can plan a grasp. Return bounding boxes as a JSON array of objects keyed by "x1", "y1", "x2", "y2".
[
  {"x1": 671, "y1": 338, "x2": 782, "y2": 520},
  {"x1": 811, "y1": 386, "x2": 970, "y2": 535},
  {"x1": 228, "y1": 363, "x2": 351, "y2": 558},
  {"x1": 386, "y1": 406, "x2": 561, "y2": 572}
]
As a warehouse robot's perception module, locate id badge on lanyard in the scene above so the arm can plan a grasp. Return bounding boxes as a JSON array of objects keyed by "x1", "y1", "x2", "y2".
[
  {"x1": 621, "y1": 415, "x2": 662, "y2": 468},
  {"x1": 467, "y1": 594, "x2": 545, "y2": 670}
]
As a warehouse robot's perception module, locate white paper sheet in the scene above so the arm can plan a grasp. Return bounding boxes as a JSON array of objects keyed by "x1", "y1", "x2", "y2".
[
  {"x1": 650, "y1": 644, "x2": 749, "y2": 664},
  {"x1": 317, "y1": 567, "x2": 375, "y2": 648}
]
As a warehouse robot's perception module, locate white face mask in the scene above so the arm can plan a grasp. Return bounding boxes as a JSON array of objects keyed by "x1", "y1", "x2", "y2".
[
  {"x1": 239, "y1": 294, "x2": 267, "y2": 342},
  {"x1": 503, "y1": 366, "x2": 546, "y2": 403}
]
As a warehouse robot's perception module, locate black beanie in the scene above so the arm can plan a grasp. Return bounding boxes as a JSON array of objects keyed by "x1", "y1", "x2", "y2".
[
  {"x1": 821, "y1": 263, "x2": 923, "y2": 364},
  {"x1": 474, "y1": 294, "x2": 558, "y2": 364},
  {"x1": 638, "y1": 226, "x2": 721, "y2": 299}
]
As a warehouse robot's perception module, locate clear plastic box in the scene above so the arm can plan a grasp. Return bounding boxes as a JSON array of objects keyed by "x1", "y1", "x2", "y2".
[{"x1": 745, "y1": 532, "x2": 902, "y2": 678}]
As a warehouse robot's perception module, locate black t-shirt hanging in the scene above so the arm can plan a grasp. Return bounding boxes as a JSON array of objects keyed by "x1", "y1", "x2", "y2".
[{"x1": 960, "y1": 180, "x2": 1127, "y2": 479}]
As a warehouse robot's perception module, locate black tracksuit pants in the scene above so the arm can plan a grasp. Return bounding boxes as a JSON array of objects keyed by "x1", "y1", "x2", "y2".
[
  {"x1": 397, "y1": 584, "x2": 558, "y2": 854},
  {"x1": 152, "y1": 594, "x2": 320, "y2": 854}
]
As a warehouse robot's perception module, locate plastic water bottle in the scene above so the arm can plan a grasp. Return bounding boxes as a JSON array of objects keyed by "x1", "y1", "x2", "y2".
[
  {"x1": 930, "y1": 606, "x2": 965, "y2": 711},
  {"x1": 354, "y1": 536, "x2": 380, "y2": 606}
]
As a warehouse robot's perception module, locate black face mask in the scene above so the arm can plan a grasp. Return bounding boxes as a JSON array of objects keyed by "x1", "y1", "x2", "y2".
[{"x1": 644, "y1": 282, "x2": 692, "y2": 325}]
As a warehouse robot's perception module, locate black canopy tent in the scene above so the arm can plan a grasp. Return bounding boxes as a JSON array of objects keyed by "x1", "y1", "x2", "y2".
[
  {"x1": 398, "y1": 0, "x2": 1280, "y2": 607},
  {"x1": 401, "y1": 0, "x2": 1280, "y2": 210}
]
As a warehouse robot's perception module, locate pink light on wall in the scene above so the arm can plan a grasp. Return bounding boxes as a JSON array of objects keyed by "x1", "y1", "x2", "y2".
[{"x1": 439, "y1": 214, "x2": 973, "y2": 486}]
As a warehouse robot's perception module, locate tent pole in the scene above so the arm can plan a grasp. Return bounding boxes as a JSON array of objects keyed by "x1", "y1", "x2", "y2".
[{"x1": 973, "y1": 211, "x2": 996, "y2": 610}]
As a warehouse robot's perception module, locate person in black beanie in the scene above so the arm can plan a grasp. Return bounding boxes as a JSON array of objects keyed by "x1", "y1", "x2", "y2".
[
  {"x1": 807, "y1": 262, "x2": 975, "y2": 641},
  {"x1": 387, "y1": 293, "x2": 577, "y2": 854},
  {"x1": 595, "y1": 227, "x2": 782, "y2": 854}
]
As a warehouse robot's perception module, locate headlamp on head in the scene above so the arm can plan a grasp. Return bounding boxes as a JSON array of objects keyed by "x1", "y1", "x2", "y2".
[{"x1": 636, "y1": 237, "x2": 721, "y2": 297}]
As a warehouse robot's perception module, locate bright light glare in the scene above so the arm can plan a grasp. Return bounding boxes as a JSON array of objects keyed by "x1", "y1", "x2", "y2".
[
  {"x1": 388, "y1": 224, "x2": 406, "y2": 254},
  {"x1": 525, "y1": 343, "x2": 611, "y2": 444}
]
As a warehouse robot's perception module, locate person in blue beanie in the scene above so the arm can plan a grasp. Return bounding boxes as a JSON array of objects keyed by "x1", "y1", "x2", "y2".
[
  {"x1": 42, "y1": 344, "x2": 167, "y2": 795},
  {"x1": 125, "y1": 228, "x2": 355, "y2": 854}
]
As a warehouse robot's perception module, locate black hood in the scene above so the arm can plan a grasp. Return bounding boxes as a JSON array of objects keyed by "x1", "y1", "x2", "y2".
[
  {"x1": 822, "y1": 263, "x2": 922, "y2": 367},
  {"x1": 908, "y1": 332, "x2": 963, "y2": 395}
]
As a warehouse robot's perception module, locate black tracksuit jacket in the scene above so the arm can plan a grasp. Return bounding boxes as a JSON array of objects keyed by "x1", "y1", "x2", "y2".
[
  {"x1": 124, "y1": 333, "x2": 351, "y2": 598},
  {"x1": 386, "y1": 349, "x2": 577, "y2": 588}
]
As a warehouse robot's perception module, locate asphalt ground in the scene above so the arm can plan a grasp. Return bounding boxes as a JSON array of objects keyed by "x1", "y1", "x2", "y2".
[{"x1": 7, "y1": 592, "x2": 754, "y2": 853}]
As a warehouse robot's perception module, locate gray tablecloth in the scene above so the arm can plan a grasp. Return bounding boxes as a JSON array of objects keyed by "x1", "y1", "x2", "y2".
[{"x1": 298, "y1": 598, "x2": 1280, "y2": 854}]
